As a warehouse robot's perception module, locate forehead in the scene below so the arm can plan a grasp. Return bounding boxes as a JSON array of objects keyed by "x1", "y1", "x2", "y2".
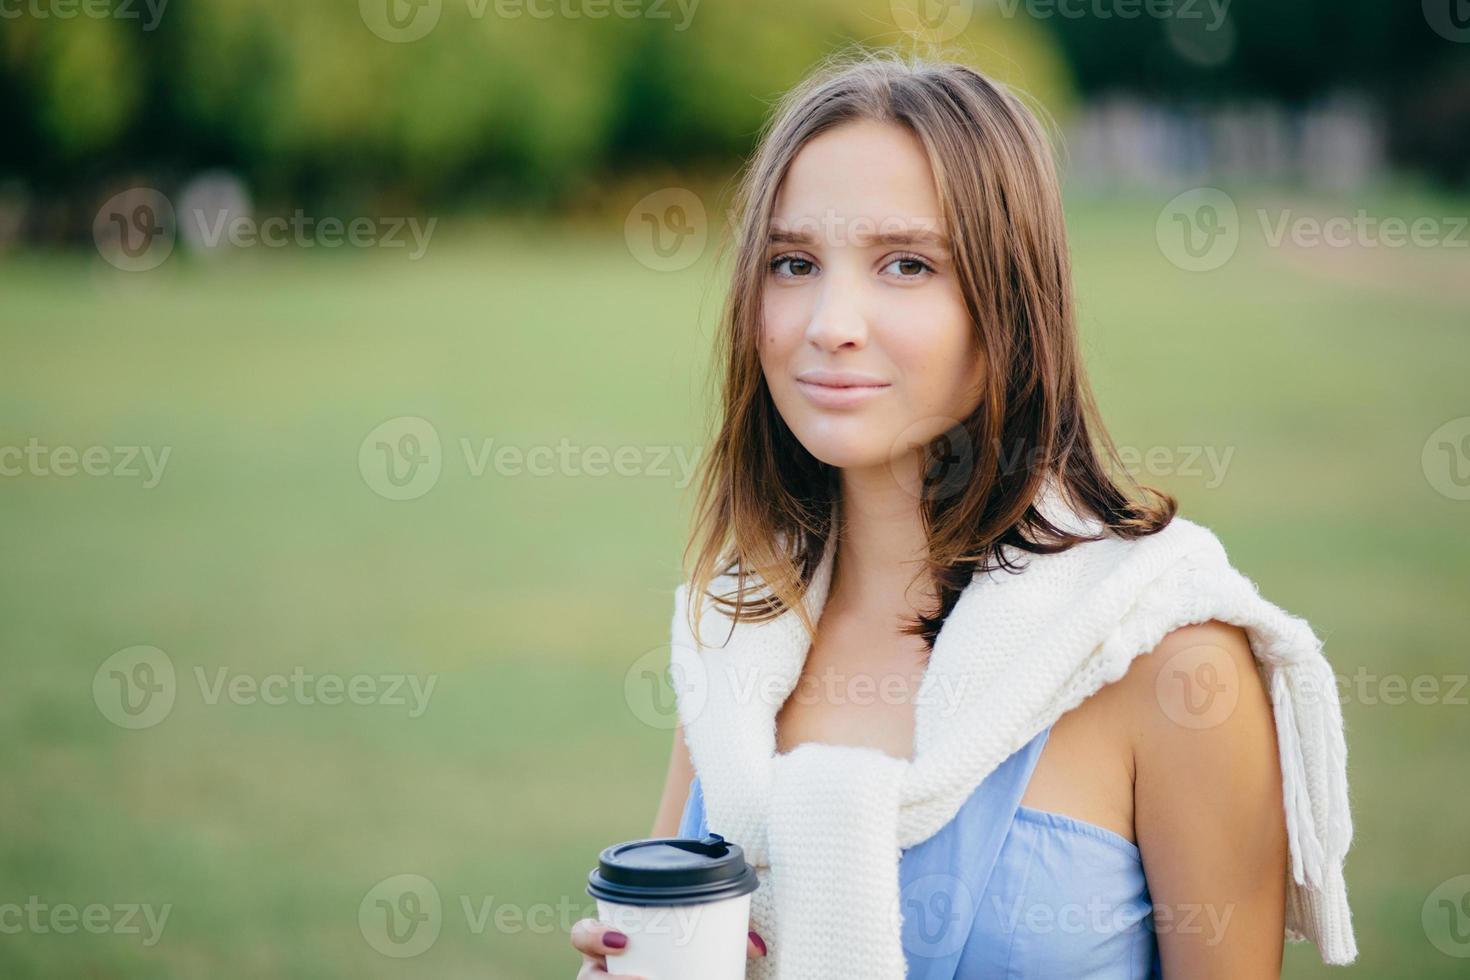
[{"x1": 771, "y1": 119, "x2": 944, "y2": 235}]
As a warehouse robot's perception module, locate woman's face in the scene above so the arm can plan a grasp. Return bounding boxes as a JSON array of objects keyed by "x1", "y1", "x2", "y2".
[{"x1": 760, "y1": 119, "x2": 984, "y2": 476}]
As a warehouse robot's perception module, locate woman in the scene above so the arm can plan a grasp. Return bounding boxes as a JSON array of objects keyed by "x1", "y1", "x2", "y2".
[{"x1": 573, "y1": 52, "x2": 1355, "y2": 979}]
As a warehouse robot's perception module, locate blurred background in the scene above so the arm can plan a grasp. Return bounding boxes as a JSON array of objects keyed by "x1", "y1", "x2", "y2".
[{"x1": 1, "y1": 0, "x2": 1467, "y2": 977}]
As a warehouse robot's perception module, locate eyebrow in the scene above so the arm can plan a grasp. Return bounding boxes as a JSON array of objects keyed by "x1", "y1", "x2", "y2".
[{"x1": 767, "y1": 224, "x2": 951, "y2": 250}]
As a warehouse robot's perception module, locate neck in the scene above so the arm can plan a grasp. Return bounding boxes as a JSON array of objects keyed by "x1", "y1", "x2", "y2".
[{"x1": 829, "y1": 452, "x2": 935, "y2": 614}]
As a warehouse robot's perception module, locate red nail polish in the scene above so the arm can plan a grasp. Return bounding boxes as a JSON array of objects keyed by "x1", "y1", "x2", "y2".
[
  {"x1": 749, "y1": 930, "x2": 767, "y2": 955},
  {"x1": 604, "y1": 930, "x2": 628, "y2": 949}
]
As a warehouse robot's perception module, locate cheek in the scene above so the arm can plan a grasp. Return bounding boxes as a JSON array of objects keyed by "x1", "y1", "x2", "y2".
[
  {"x1": 758, "y1": 290, "x2": 806, "y2": 364},
  {"x1": 883, "y1": 296, "x2": 980, "y2": 415}
]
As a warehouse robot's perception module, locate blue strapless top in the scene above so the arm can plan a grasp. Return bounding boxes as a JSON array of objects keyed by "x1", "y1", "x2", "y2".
[{"x1": 677, "y1": 723, "x2": 1162, "y2": 979}]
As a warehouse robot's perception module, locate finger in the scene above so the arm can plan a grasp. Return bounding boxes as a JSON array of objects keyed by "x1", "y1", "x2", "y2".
[
  {"x1": 580, "y1": 965, "x2": 646, "y2": 980},
  {"x1": 570, "y1": 918, "x2": 630, "y2": 957},
  {"x1": 581, "y1": 955, "x2": 647, "y2": 980},
  {"x1": 577, "y1": 950, "x2": 647, "y2": 980},
  {"x1": 747, "y1": 929, "x2": 768, "y2": 958}
]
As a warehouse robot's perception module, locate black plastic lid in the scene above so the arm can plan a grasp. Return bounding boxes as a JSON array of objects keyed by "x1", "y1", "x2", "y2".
[{"x1": 587, "y1": 833, "x2": 759, "y2": 907}]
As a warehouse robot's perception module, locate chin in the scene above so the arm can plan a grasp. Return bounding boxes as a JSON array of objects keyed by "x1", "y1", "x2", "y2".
[{"x1": 788, "y1": 419, "x2": 894, "y2": 470}]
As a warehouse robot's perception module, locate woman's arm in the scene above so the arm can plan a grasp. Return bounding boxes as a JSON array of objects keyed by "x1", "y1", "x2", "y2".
[
  {"x1": 1129, "y1": 619, "x2": 1289, "y2": 979},
  {"x1": 649, "y1": 722, "x2": 696, "y2": 838}
]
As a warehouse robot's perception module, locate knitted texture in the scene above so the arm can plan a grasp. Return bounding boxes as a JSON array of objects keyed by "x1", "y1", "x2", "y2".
[{"x1": 669, "y1": 486, "x2": 1357, "y2": 978}]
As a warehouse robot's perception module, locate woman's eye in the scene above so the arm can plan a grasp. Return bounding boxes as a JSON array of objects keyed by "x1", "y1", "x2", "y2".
[
  {"x1": 882, "y1": 255, "x2": 934, "y2": 279},
  {"x1": 770, "y1": 255, "x2": 816, "y2": 278}
]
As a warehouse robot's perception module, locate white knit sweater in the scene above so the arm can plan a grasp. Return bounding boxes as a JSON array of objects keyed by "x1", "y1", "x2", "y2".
[{"x1": 668, "y1": 486, "x2": 1357, "y2": 979}]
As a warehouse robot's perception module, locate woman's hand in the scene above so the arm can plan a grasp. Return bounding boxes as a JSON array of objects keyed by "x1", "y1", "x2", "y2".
[{"x1": 571, "y1": 917, "x2": 768, "y2": 978}]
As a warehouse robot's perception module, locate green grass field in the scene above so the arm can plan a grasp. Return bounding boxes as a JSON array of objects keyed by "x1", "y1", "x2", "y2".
[{"x1": 2, "y1": 190, "x2": 1467, "y2": 977}]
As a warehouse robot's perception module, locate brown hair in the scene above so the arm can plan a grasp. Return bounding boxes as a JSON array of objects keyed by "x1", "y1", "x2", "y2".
[{"x1": 683, "y1": 51, "x2": 1175, "y2": 652}]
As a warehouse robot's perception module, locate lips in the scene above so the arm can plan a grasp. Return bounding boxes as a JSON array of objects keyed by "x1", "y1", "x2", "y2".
[
  {"x1": 794, "y1": 370, "x2": 891, "y2": 408},
  {"x1": 795, "y1": 369, "x2": 890, "y2": 388}
]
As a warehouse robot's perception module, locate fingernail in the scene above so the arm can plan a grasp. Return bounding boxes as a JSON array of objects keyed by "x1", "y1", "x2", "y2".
[
  {"x1": 604, "y1": 930, "x2": 628, "y2": 949},
  {"x1": 749, "y1": 930, "x2": 767, "y2": 955}
]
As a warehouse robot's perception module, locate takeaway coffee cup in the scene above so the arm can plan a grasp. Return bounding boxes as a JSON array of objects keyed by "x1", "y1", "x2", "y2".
[{"x1": 586, "y1": 832, "x2": 759, "y2": 980}]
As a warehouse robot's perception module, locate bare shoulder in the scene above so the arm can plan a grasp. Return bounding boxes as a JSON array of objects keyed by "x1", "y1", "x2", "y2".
[
  {"x1": 1113, "y1": 619, "x2": 1272, "y2": 751},
  {"x1": 1104, "y1": 618, "x2": 1283, "y2": 828},
  {"x1": 1022, "y1": 620, "x2": 1280, "y2": 865},
  {"x1": 1117, "y1": 625, "x2": 1289, "y2": 973}
]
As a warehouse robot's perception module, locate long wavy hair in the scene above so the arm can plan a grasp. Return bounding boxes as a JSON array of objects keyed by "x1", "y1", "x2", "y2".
[{"x1": 683, "y1": 51, "x2": 1175, "y2": 653}]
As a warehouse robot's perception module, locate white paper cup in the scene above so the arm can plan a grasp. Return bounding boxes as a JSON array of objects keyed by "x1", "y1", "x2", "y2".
[
  {"x1": 596, "y1": 891, "x2": 753, "y2": 980},
  {"x1": 587, "y1": 833, "x2": 759, "y2": 980}
]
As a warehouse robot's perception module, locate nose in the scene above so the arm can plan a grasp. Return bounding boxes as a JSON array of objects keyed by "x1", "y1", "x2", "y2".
[{"x1": 803, "y1": 274, "x2": 869, "y2": 353}]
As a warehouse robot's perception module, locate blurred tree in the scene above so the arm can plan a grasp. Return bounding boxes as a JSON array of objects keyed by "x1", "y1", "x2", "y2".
[
  {"x1": 4, "y1": 0, "x2": 1462, "y2": 228},
  {"x1": 1046, "y1": 0, "x2": 1468, "y2": 183},
  {"x1": 0, "y1": 0, "x2": 1069, "y2": 220}
]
